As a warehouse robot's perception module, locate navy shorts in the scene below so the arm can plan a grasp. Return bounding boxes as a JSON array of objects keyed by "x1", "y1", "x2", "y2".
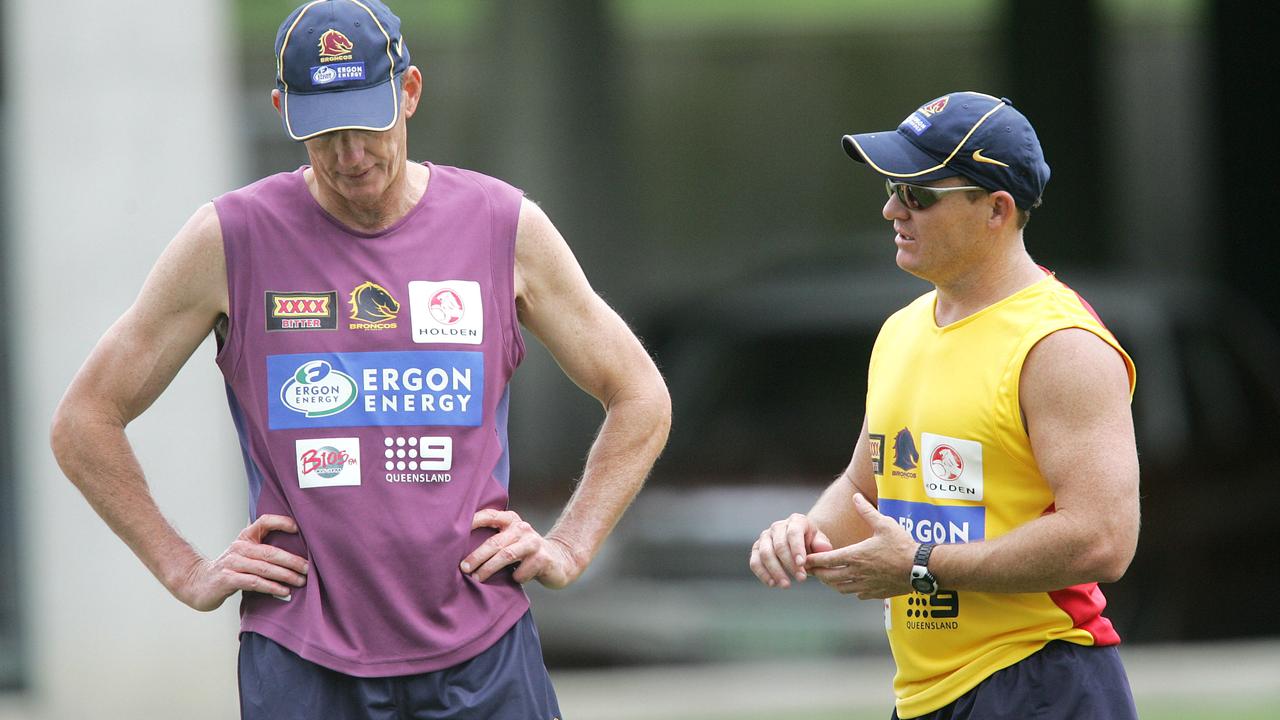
[
  {"x1": 892, "y1": 640, "x2": 1137, "y2": 720},
  {"x1": 239, "y1": 610, "x2": 561, "y2": 720}
]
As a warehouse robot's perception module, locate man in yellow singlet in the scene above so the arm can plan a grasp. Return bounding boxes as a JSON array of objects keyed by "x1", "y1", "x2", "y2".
[{"x1": 748, "y1": 92, "x2": 1140, "y2": 719}]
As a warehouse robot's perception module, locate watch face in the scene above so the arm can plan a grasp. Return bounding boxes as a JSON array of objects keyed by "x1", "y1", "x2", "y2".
[{"x1": 911, "y1": 573, "x2": 937, "y2": 595}]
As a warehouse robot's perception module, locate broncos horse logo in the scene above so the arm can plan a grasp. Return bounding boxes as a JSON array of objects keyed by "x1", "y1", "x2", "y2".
[
  {"x1": 318, "y1": 29, "x2": 355, "y2": 60},
  {"x1": 893, "y1": 428, "x2": 919, "y2": 471},
  {"x1": 349, "y1": 282, "x2": 400, "y2": 325}
]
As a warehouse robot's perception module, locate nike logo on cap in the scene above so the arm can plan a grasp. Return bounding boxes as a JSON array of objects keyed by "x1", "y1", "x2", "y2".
[{"x1": 971, "y1": 149, "x2": 1009, "y2": 167}]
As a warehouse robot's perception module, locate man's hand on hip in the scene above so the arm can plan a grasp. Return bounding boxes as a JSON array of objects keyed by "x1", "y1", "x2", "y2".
[
  {"x1": 174, "y1": 514, "x2": 308, "y2": 611},
  {"x1": 462, "y1": 509, "x2": 583, "y2": 589}
]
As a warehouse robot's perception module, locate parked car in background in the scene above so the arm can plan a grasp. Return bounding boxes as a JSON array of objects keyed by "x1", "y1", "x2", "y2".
[{"x1": 527, "y1": 266, "x2": 1280, "y2": 667}]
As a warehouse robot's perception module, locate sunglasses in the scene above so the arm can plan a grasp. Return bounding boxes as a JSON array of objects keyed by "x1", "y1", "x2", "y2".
[{"x1": 885, "y1": 179, "x2": 986, "y2": 210}]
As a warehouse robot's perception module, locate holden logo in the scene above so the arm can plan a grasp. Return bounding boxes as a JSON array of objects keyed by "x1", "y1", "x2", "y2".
[
  {"x1": 929, "y1": 444, "x2": 964, "y2": 481},
  {"x1": 429, "y1": 289, "x2": 465, "y2": 325},
  {"x1": 281, "y1": 360, "x2": 358, "y2": 418}
]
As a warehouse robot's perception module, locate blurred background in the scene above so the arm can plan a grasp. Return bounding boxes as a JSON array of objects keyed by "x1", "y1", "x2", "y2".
[{"x1": 3, "y1": 0, "x2": 1279, "y2": 718}]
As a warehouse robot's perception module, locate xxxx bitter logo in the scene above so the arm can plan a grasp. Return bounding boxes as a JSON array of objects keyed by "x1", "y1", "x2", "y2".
[
  {"x1": 318, "y1": 29, "x2": 355, "y2": 62},
  {"x1": 266, "y1": 291, "x2": 338, "y2": 332}
]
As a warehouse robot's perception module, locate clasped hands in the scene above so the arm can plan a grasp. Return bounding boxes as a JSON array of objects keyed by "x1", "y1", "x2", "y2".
[{"x1": 749, "y1": 493, "x2": 917, "y2": 599}]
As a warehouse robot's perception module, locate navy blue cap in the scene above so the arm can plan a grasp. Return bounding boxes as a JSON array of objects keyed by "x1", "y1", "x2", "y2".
[
  {"x1": 842, "y1": 92, "x2": 1051, "y2": 210},
  {"x1": 274, "y1": 0, "x2": 411, "y2": 141}
]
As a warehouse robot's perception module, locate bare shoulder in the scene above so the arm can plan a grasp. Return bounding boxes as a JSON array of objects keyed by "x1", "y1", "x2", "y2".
[
  {"x1": 139, "y1": 202, "x2": 228, "y2": 319},
  {"x1": 513, "y1": 197, "x2": 591, "y2": 312},
  {"x1": 514, "y1": 198, "x2": 565, "y2": 269},
  {"x1": 1020, "y1": 327, "x2": 1132, "y2": 425},
  {"x1": 58, "y1": 203, "x2": 230, "y2": 422},
  {"x1": 174, "y1": 202, "x2": 225, "y2": 267},
  {"x1": 515, "y1": 196, "x2": 555, "y2": 244}
]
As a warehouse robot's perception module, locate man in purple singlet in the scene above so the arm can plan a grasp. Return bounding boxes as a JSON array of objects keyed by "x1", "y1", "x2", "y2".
[{"x1": 50, "y1": 2, "x2": 671, "y2": 718}]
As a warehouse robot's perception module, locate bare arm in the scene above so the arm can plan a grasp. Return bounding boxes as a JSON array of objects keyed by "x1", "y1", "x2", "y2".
[
  {"x1": 749, "y1": 416, "x2": 878, "y2": 588},
  {"x1": 50, "y1": 204, "x2": 308, "y2": 610},
  {"x1": 810, "y1": 416, "x2": 879, "y2": 546},
  {"x1": 928, "y1": 328, "x2": 1140, "y2": 591},
  {"x1": 806, "y1": 328, "x2": 1140, "y2": 598},
  {"x1": 461, "y1": 198, "x2": 672, "y2": 588}
]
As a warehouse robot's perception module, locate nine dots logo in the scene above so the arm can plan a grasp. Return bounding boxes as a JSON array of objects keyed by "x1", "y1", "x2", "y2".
[
  {"x1": 383, "y1": 435, "x2": 452, "y2": 472},
  {"x1": 905, "y1": 591, "x2": 960, "y2": 622},
  {"x1": 906, "y1": 595, "x2": 929, "y2": 619}
]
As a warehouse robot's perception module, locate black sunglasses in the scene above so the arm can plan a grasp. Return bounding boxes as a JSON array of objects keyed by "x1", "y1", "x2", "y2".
[{"x1": 885, "y1": 179, "x2": 986, "y2": 210}]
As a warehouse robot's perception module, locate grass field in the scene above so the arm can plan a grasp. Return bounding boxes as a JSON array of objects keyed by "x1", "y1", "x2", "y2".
[
  {"x1": 551, "y1": 640, "x2": 1280, "y2": 720},
  {"x1": 658, "y1": 701, "x2": 1280, "y2": 720},
  {"x1": 563, "y1": 690, "x2": 1280, "y2": 720}
]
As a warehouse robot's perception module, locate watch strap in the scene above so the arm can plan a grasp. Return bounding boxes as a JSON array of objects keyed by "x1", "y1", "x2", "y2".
[
  {"x1": 910, "y1": 543, "x2": 938, "y2": 595},
  {"x1": 913, "y1": 542, "x2": 935, "y2": 568}
]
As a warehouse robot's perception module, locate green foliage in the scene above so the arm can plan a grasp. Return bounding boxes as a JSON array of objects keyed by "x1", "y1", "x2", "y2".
[
  {"x1": 233, "y1": 0, "x2": 483, "y2": 39},
  {"x1": 615, "y1": 0, "x2": 997, "y2": 32},
  {"x1": 233, "y1": 0, "x2": 1201, "y2": 41}
]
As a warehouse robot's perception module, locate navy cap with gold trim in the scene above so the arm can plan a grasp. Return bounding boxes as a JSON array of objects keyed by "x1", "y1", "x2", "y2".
[
  {"x1": 841, "y1": 91, "x2": 1051, "y2": 210},
  {"x1": 274, "y1": 0, "x2": 411, "y2": 141}
]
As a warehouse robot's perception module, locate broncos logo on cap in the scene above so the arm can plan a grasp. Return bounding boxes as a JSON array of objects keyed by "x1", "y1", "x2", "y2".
[
  {"x1": 319, "y1": 29, "x2": 355, "y2": 60},
  {"x1": 918, "y1": 97, "x2": 949, "y2": 117},
  {"x1": 349, "y1": 282, "x2": 400, "y2": 324},
  {"x1": 893, "y1": 428, "x2": 919, "y2": 471}
]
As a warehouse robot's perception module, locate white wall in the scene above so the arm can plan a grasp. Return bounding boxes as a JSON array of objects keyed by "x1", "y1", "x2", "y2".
[{"x1": 5, "y1": 1, "x2": 245, "y2": 717}]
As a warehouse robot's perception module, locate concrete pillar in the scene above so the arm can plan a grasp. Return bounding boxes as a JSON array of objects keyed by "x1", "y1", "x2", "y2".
[{"x1": 5, "y1": 1, "x2": 244, "y2": 717}]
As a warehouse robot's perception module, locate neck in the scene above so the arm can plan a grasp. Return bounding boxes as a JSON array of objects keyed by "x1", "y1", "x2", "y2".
[
  {"x1": 932, "y1": 244, "x2": 1045, "y2": 327},
  {"x1": 307, "y1": 161, "x2": 429, "y2": 233}
]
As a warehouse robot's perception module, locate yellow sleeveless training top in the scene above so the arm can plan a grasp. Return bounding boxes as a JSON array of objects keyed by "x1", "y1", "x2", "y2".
[{"x1": 865, "y1": 272, "x2": 1136, "y2": 718}]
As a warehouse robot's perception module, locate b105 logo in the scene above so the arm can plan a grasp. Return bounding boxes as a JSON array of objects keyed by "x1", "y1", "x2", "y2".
[{"x1": 295, "y1": 437, "x2": 361, "y2": 488}]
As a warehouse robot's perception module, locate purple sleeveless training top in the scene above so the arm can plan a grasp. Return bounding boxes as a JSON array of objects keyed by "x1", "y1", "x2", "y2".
[{"x1": 212, "y1": 163, "x2": 529, "y2": 677}]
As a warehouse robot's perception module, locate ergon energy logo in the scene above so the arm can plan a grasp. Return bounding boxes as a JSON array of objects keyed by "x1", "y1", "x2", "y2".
[
  {"x1": 280, "y1": 360, "x2": 359, "y2": 418},
  {"x1": 877, "y1": 499, "x2": 985, "y2": 545},
  {"x1": 268, "y1": 351, "x2": 484, "y2": 430}
]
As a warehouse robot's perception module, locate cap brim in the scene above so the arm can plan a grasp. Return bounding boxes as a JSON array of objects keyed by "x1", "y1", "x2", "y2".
[
  {"x1": 841, "y1": 131, "x2": 957, "y2": 183},
  {"x1": 282, "y1": 75, "x2": 401, "y2": 141}
]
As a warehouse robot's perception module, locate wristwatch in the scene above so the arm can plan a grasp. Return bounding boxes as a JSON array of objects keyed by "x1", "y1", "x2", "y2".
[{"x1": 910, "y1": 543, "x2": 939, "y2": 596}]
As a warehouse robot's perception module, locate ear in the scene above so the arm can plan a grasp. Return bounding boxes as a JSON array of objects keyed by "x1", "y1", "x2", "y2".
[
  {"x1": 401, "y1": 65, "x2": 423, "y2": 120},
  {"x1": 987, "y1": 190, "x2": 1019, "y2": 230},
  {"x1": 271, "y1": 88, "x2": 283, "y2": 116}
]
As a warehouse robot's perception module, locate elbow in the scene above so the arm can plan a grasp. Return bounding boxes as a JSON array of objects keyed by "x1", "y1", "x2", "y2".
[
  {"x1": 651, "y1": 382, "x2": 673, "y2": 444},
  {"x1": 1086, "y1": 527, "x2": 1139, "y2": 584},
  {"x1": 50, "y1": 394, "x2": 115, "y2": 487},
  {"x1": 1095, "y1": 553, "x2": 1132, "y2": 585},
  {"x1": 630, "y1": 364, "x2": 672, "y2": 444},
  {"x1": 603, "y1": 364, "x2": 672, "y2": 454},
  {"x1": 49, "y1": 398, "x2": 79, "y2": 477},
  {"x1": 1064, "y1": 494, "x2": 1139, "y2": 584},
  {"x1": 50, "y1": 398, "x2": 74, "y2": 457},
  {"x1": 635, "y1": 384, "x2": 672, "y2": 460}
]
